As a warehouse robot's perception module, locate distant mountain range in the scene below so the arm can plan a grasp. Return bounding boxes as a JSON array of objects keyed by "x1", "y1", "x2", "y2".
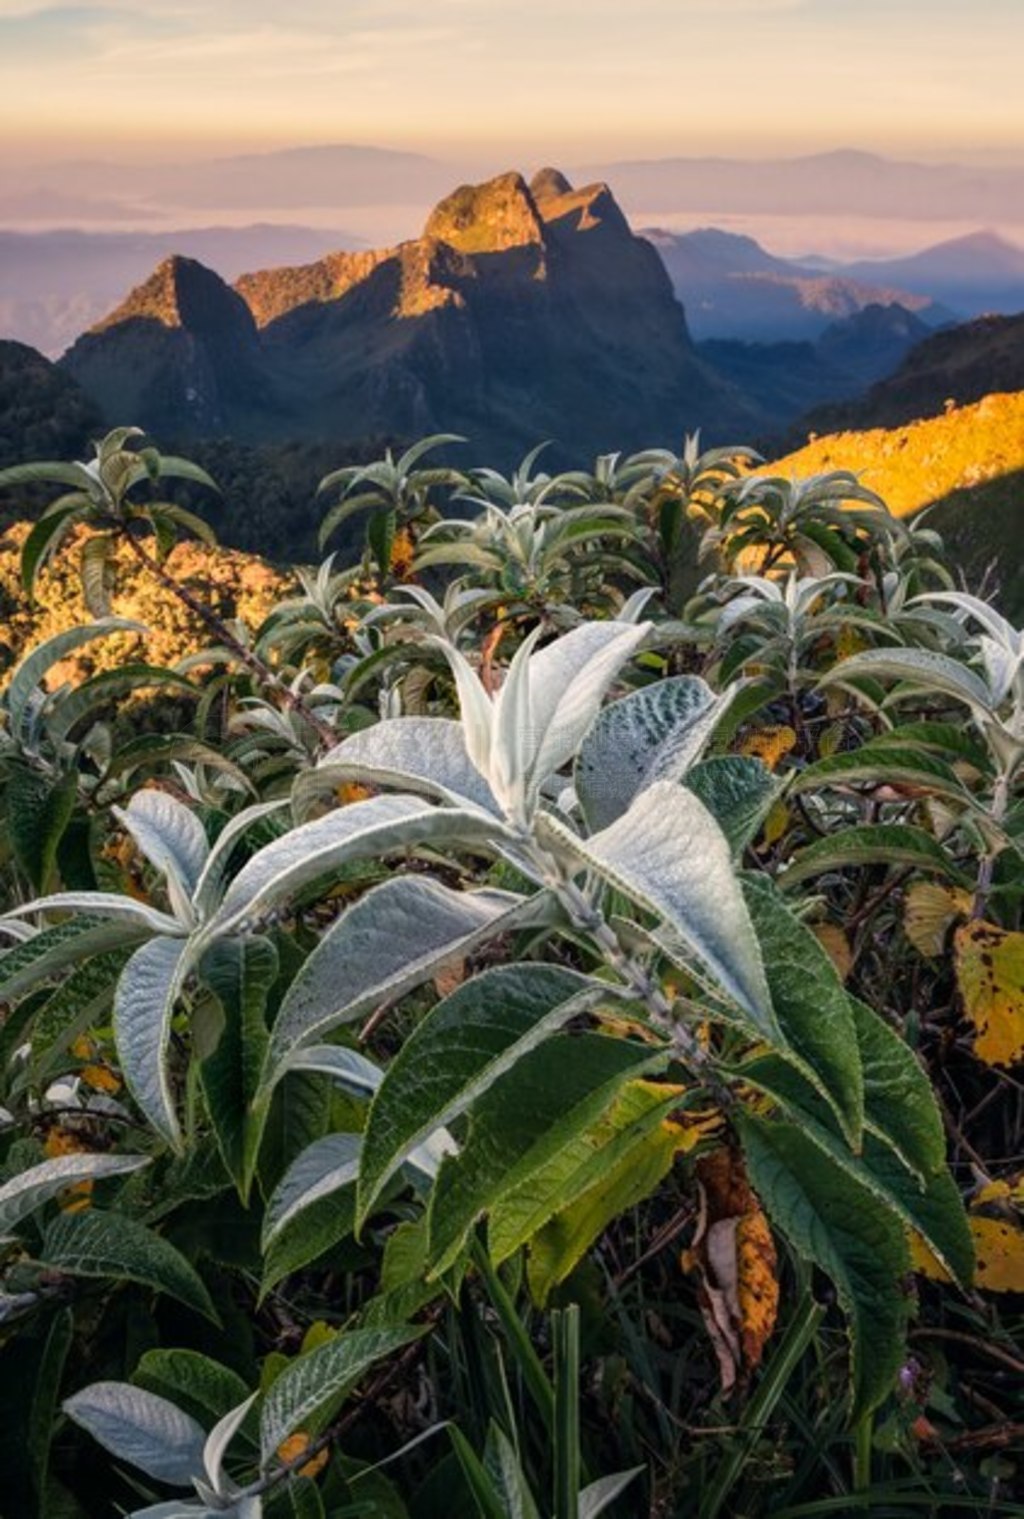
[
  {"x1": 580, "y1": 150, "x2": 1024, "y2": 225},
  {"x1": 4, "y1": 162, "x2": 1023, "y2": 492},
  {"x1": 7, "y1": 145, "x2": 1024, "y2": 231},
  {"x1": 644, "y1": 226, "x2": 949, "y2": 342},
  {"x1": 796, "y1": 310, "x2": 1024, "y2": 435},
  {"x1": 59, "y1": 169, "x2": 745, "y2": 461},
  {"x1": 0, "y1": 225, "x2": 355, "y2": 359},
  {"x1": 0, "y1": 144, "x2": 456, "y2": 224}
]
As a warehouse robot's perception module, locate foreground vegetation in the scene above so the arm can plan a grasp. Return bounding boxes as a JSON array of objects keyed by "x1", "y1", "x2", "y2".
[{"x1": 0, "y1": 429, "x2": 1020, "y2": 1518}]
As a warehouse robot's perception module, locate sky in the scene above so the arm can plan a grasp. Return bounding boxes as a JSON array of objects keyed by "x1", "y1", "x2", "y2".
[{"x1": 2, "y1": 0, "x2": 1023, "y2": 166}]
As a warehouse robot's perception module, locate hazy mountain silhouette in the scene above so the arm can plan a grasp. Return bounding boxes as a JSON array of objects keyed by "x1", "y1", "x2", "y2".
[
  {"x1": 843, "y1": 232, "x2": 1024, "y2": 317},
  {"x1": 646, "y1": 226, "x2": 947, "y2": 341}
]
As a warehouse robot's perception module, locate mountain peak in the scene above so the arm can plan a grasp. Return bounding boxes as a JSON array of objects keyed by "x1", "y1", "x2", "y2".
[
  {"x1": 423, "y1": 171, "x2": 545, "y2": 254},
  {"x1": 93, "y1": 253, "x2": 256, "y2": 339},
  {"x1": 530, "y1": 167, "x2": 574, "y2": 200}
]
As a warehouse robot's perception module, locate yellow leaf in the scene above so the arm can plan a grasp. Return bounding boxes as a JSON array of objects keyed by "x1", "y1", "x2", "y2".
[
  {"x1": 969, "y1": 1216, "x2": 1024, "y2": 1293},
  {"x1": 389, "y1": 527, "x2": 415, "y2": 580},
  {"x1": 954, "y1": 920, "x2": 1024, "y2": 1066},
  {"x1": 683, "y1": 1147, "x2": 780, "y2": 1388},
  {"x1": 738, "y1": 725, "x2": 796, "y2": 772},
  {"x1": 761, "y1": 799, "x2": 790, "y2": 847},
  {"x1": 911, "y1": 1171, "x2": 1023, "y2": 1292},
  {"x1": 812, "y1": 923, "x2": 853, "y2": 982},
  {"x1": 904, "y1": 882, "x2": 970, "y2": 958},
  {"x1": 736, "y1": 1207, "x2": 780, "y2": 1371}
]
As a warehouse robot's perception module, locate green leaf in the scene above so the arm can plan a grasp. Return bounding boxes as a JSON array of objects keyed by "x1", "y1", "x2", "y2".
[
  {"x1": 742, "y1": 877, "x2": 862, "y2": 1145},
  {"x1": 28, "y1": 1308, "x2": 74, "y2": 1512},
  {"x1": 21, "y1": 500, "x2": 86, "y2": 598},
  {"x1": 358, "y1": 964, "x2": 601, "y2": 1226},
  {"x1": 18, "y1": 949, "x2": 129, "y2": 1091},
  {"x1": 491, "y1": 1082, "x2": 684, "y2": 1299},
  {"x1": 259, "y1": 1324, "x2": 427, "y2": 1463},
  {"x1": 7, "y1": 763, "x2": 77, "y2": 892},
  {"x1": 448, "y1": 1425, "x2": 510, "y2": 1519},
  {"x1": 261, "y1": 1133, "x2": 360, "y2": 1294},
  {"x1": 42, "y1": 1211, "x2": 218, "y2": 1320},
  {"x1": 821, "y1": 647, "x2": 994, "y2": 711},
  {"x1": 132, "y1": 1350, "x2": 252, "y2": 1434},
  {"x1": 848, "y1": 997, "x2": 946, "y2": 1181},
  {"x1": 780, "y1": 824, "x2": 961, "y2": 889},
  {"x1": 47, "y1": 666, "x2": 196, "y2": 746},
  {"x1": 538, "y1": 782, "x2": 774, "y2": 1035},
  {"x1": 427, "y1": 1033, "x2": 662, "y2": 1275},
  {"x1": 200, "y1": 937, "x2": 276, "y2": 1196},
  {"x1": 685, "y1": 755, "x2": 780, "y2": 854},
  {"x1": 739, "y1": 1056, "x2": 973, "y2": 1289},
  {"x1": 80, "y1": 533, "x2": 117, "y2": 617},
  {"x1": 736, "y1": 1110, "x2": 910, "y2": 1419},
  {"x1": 790, "y1": 744, "x2": 970, "y2": 804},
  {"x1": 258, "y1": 1071, "x2": 332, "y2": 1201},
  {"x1": 367, "y1": 507, "x2": 397, "y2": 579},
  {"x1": 484, "y1": 1422, "x2": 542, "y2": 1519},
  {"x1": 0, "y1": 917, "x2": 148, "y2": 1001}
]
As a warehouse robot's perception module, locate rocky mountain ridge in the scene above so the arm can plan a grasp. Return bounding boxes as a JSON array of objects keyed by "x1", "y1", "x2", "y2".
[{"x1": 61, "y1": 169, "x2": 743, "y2": 462}]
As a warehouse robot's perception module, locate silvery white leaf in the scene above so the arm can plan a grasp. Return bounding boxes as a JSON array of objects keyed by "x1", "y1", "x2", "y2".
[
  {"x1": 211, "y1": 794, "x2": 507, "y2": 936},
  {"x1": 3, "y1": 892, "x2": 183, "y2": 936},
  {"x1": 268, "y1": 876, "x2": 526, "y2": 1066},
  {"x1": 262, "y1": 1133, "x2": 362, "y2": 1248},
  {"x1": 283, "y1": 1044, "x2": 383, "y2": 1098},
  {"x1": 202, "y1": 1393, "x2": 259, "y2": 1493},
  {"x1": 538, "y1": 781, "x2": 774, "y2": 1034},
  {"x1": 63, "y1": 1381, "x2": 206, "y2": 1487},
  {"x1": 309, "y1": 718, "x2": 500, "y2": 815},
  {"x1": 0, "y1": 1153, "x2": 148, "y2": 1237},
  {"x1": 192, "y1": 800, "x2": 290, "y2": 918},
  {"x1": 576, "y1": 674, "x2": 732, "y2": 831},
  {"x1": 525, "y1": 620, "x2": 650, "y2": 808},
  {"x1": 579, "y1": 1467, "x2": 646, "y2": 1517},
  {"x1": 114, "y1": 791, "x2": 210, "y2": 922},
  {"x1": 114, "y1": 936, "x2": 196, "y2": 1147},
  {"x1": 432, "y1": 639, "x2": 494, "y2": 784}
]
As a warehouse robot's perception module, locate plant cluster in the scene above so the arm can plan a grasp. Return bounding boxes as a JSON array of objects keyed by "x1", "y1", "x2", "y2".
[{"x1": 0, "y1": 430, "x2": 1020, "y2": 1519}]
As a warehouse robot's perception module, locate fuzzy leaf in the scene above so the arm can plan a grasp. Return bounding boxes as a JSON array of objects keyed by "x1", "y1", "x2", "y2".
[
  {"x1": 539, "y1": 782, "x2": 773, "y2": 1033},
  {"x1": 212, "y1": 795, "x2": 507, "y2": 935},
  {"x1": 0, "y1": 1154, "x2": 148, "y2": 1239},
  {"x1": 43, "y1": 1211, "x2": 218, "y2": 1320},
  {"x1": 259, "y1": 1325, "x2": 427, "y2": 1463},
  {"x1": 427, "y1": 1033, "x2": 661, "y2": 1274},
  {"x1": 359, "y1": 964, "x2": 600, "y2": 1225},
  {"x1": 63, "y1": 1381, "x2": 206, "y2": 1487},
  {"x1": 575, "y1": 674, "x2": 724, "y2": 831},
  {"x1": 310, "y1": 718, "x2": 501, "y2": 815},
  {"x1": 114, "y1": 936, "x2": 196, "y2": 1147},
  {"x1": 736, "y1": 1111, "x2": 910, "y2": 1419},
  {"x1": 268, "y1": 878, "x2": 528, "y2": 1070},
  {"x1": 742, "y1": 877, "x2": 862, "y2": 1144}
]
